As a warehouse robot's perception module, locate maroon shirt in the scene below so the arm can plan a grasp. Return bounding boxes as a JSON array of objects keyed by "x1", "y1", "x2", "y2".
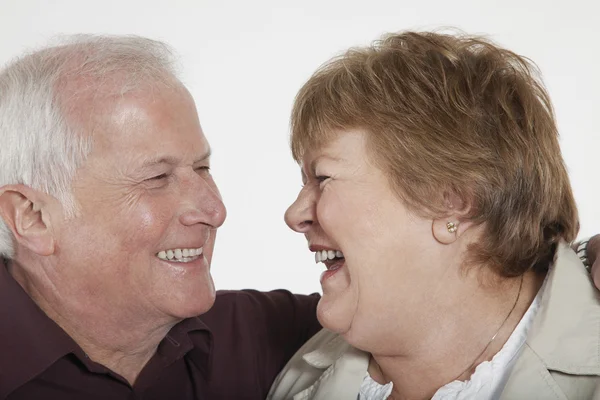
[{"x1": 0, "y1": 264, "x2": 321, "y2": 399}]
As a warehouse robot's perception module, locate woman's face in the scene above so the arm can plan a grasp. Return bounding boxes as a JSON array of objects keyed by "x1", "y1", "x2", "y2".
[{"x1": 286, "y1": 129, "x2": 449, "y2": 349}]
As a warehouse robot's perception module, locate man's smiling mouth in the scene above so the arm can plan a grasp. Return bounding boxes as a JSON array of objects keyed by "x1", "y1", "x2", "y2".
[{"x1": 157, "y1": 247, "x2": 203, "y2": 263}]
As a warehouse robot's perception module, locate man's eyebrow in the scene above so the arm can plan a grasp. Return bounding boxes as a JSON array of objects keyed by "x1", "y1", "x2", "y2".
[
  {"x1": 139, "y1": 149, "x2": 212, "y2": 170},
  {"x1": 193, "y1": 148, "x2": 212, "y2": 164}
]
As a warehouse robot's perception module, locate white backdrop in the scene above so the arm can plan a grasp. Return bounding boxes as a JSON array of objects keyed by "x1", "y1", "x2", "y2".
[{"x1": 0, "y1": 0, "x2": 598, "y2": 294}]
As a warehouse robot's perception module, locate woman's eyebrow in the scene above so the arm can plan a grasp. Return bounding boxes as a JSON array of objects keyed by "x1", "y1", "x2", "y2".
[{"x1": 309, "y1": 155, "x2": 345, "y2": 172}]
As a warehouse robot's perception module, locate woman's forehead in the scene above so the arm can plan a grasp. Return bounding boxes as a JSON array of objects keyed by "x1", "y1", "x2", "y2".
[{"x1": 300, "y1": 129, "x2": 368, "y2": 159}]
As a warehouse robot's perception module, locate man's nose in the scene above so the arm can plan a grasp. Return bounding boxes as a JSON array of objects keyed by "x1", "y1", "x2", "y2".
[
  {"x1": 284, "y1": 187, "x2": 316, "y2": 234},
  {"x1": 179, "y1": 174, "x2": 227, "y2": 228}
]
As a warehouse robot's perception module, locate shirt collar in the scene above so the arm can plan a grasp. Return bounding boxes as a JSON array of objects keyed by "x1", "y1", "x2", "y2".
[
  {"x1": 163, "y1": 315, "x2": 213, "y2": 366},
  {"x1": 0, "y1": 260, "x2": 79, "y2": 398},
  {"x1": 134, "y1": 315, "x2": 213, "y2": 388},
  {"x1": 179, "y1": 318, "x2": 214, "y2": 378}
]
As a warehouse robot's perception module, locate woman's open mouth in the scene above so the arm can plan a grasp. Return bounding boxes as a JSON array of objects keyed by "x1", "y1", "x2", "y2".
[{"x1": 315, "y1": 249, "x2": 345, "y2": 283}]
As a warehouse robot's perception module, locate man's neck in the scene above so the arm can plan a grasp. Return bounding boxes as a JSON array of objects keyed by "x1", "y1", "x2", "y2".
[
  {"x1": 68, "y1": 324, "x2": 173, "y2": 385},
  {"x1": 368, "y1": 269, "x2": 545, "y2": 400},
  {"x1": 8, "y1": 260, "x2": 178, "y2": 385}
]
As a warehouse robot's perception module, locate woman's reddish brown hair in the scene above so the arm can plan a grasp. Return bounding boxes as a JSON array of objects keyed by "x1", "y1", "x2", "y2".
[{"x1": 290, "y1": 31, "x2": 578, "y2": 276}]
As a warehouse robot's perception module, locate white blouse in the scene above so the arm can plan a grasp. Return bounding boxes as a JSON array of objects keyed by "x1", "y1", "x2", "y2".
[{"x1": 359, "y1": 281, "x2": 545, "y2": 400}]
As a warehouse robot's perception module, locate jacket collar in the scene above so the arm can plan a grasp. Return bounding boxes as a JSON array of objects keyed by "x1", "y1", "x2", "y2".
[
  {"x1": 302, "y1": 334, "x2": 351, "y2": 368},
  {"x1": 500, "y1": 243, "x2": 600, "y2": 400},
  {"x1": 297, "y1": 331, "x2": 369, "y2": 400},
  {"x1": 526, "y1": 243, "x2": 600, "y2": 374}
]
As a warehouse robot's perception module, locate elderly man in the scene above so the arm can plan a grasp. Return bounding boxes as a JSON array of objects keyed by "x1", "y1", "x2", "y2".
[
  {"x1": 0, "y1": 36, "x2": 321, "y2": 399},
  {"x1": 0, "y1": 35, "x2": 598, "y2": 400}
]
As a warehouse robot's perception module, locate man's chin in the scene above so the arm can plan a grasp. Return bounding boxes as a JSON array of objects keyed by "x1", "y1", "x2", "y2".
[
  {"x1": 172, "y1": 298, "x2": 215, "y2": 320},
  {"x1": 163, "y1": 279, "x2": 216, "y2": 319},
  {"x1": 188, "y1": 285, "x2": 216, "y2": 317}
]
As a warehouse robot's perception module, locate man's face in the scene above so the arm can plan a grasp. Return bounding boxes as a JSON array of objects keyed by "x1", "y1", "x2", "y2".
[{"x1": 50, "y1": 84, "x2": 226, "y2": 322}]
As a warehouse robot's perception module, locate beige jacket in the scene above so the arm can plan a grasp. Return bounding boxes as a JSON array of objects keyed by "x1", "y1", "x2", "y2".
[{"x1": 268, "y1": 244, "x2": 600, "y2": 399}]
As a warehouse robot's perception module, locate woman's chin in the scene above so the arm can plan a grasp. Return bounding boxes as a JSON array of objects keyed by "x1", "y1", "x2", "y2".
[{"x1": 316, "y1": 294, "x2": 354, "y2": 336}]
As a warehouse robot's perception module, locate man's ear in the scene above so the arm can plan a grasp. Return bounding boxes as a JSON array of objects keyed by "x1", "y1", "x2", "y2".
[
  {"x1": 431, "y1": 191, "x2": 475, "y2": 245},
  {"x1": 0, "y1": 184, "x2": 55, "y2": 256}
]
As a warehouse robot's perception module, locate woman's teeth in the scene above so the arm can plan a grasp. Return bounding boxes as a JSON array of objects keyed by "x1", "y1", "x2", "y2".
[
  {"x1": 157, "y1": 247, "x2": 203, "y2": 262},
  {"x1": 315, "y1": 249, "x2": 344, "y2": 263}
]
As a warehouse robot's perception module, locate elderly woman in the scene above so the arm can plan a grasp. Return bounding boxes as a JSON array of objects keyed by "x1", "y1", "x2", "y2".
[{"x1": 269, "y1": 31, "x2": 600, "y2": 399}]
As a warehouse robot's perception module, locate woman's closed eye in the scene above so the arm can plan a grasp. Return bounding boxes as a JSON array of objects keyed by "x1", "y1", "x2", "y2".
[
  {"x1": 316, "y1": 175, "x2": 331, "y2": 187},
  {"x1": 299, "y1": 175, "x2": 330, "y2": 189}
]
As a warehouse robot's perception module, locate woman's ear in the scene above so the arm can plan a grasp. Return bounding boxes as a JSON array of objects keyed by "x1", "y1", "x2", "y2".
[
  {"x1": 0, "y1": 184, "x2": 55, "y2": 256},
  {"x1": 431, "y1": 191, "x2": 475, "y2": 245}
]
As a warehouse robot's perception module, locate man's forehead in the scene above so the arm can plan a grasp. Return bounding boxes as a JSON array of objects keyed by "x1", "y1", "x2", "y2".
[{"x1": 88, "y1": 87, "x2": 205, "y2": 147}]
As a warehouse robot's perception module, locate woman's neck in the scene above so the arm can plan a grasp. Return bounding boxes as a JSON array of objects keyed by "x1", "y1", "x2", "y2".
[{"x1": 368, "y1": 269, "x2": 545, "y2": 400}]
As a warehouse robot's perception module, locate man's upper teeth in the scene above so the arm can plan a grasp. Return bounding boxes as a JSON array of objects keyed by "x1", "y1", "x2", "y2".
[
  {"x1": 315, "y1": 250, "x2": 344, "y2": 263},
  {"x1": 157, "y1": 248, "x2": 203, "y2": 261}
]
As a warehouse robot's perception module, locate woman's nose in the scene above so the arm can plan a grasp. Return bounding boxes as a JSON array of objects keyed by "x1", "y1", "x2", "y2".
[{"x1": 284, "y1": 188, "x2": 316, "y2": 233}]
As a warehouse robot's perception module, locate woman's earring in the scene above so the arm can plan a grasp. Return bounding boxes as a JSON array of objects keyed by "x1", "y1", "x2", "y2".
[{"x1": 446, "y1": 222, "x2": 458, "y2": 234}]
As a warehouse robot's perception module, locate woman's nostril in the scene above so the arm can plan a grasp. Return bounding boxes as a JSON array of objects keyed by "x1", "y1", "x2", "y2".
[{"x1": 297, "y1": 220, "x2": 313, "y2": 231}]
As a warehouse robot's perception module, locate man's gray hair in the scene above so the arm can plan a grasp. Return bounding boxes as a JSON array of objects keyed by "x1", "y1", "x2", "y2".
[{"x1": 0, "y1": 35, "x2": 179, "y2": 258}]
